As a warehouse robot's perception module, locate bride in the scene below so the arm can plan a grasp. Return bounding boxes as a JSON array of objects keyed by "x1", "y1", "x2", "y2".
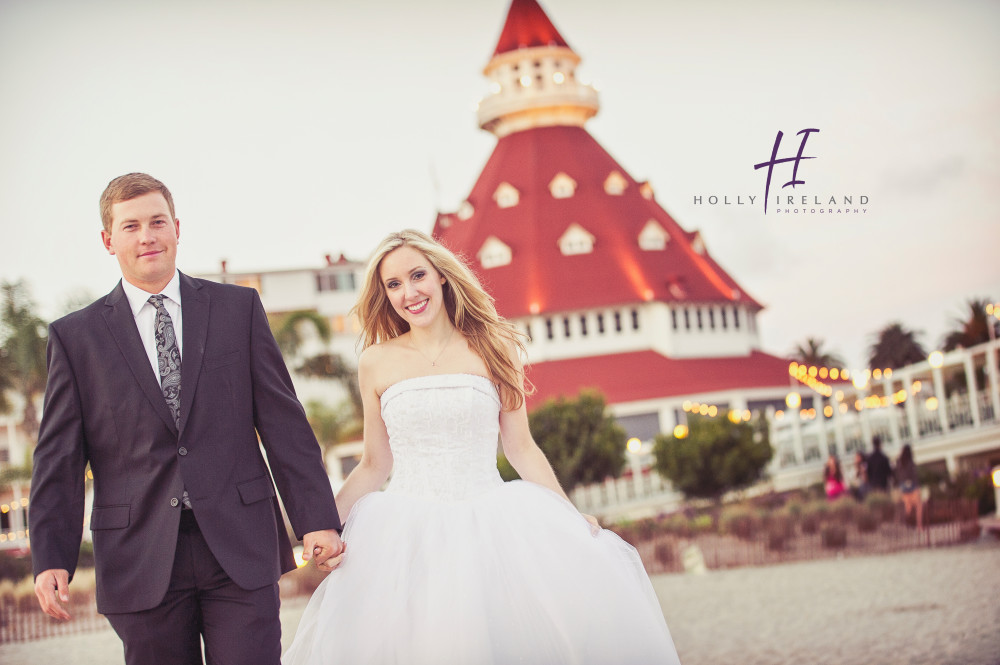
[{"x1": 282, "y1": 230, "x2": 681, "y2": 664}]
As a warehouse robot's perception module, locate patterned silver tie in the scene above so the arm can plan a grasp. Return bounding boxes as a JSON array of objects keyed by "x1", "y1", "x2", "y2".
[{"x1": 148, "y1": 294, "x2": 191, "y2": 509}]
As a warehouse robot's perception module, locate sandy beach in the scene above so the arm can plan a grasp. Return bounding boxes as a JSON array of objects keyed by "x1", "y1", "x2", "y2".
[{"x1": 2, "y1": 535, "x2": 997, "y2": 664}]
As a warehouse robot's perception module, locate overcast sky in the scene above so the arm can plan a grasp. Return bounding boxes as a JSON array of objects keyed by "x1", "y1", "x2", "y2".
[{"x1": 1, "y1": 0, "x2": 997, "y2": 370}]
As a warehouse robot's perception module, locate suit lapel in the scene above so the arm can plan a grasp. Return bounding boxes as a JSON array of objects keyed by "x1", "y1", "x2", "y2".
[
  {"x1": 102, "y1": 281, "x2": 178, "y2": 435},
  {"x1": 177, "y1": 272, "x2": 208, "y2": 436}
]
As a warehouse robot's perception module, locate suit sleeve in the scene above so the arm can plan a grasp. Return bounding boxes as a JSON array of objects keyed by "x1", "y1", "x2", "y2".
[
  {"x1": 248, "y1": 289, "x2": 341, "y2": 538},
  {"x1": 30, "y1": 324, "x2": 88, "y2": 580}
]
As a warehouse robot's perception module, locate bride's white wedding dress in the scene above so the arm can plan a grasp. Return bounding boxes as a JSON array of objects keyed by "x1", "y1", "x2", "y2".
[{"x1": 282, "y1": 373, "x2": 681, "y2": 664}]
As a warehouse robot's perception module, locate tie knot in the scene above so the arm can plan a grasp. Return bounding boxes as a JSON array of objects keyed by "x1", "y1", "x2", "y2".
[{"x1": 148, "y1": 294, "x2": 165, "y2": 309}]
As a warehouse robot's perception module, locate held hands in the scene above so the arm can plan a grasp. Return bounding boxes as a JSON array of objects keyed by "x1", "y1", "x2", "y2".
[
  {"x1": 302, "y1": 529, "x2": 346, "y2": 573},
  {"x1": 35, "y1": 569, "x2": 72, "y2": 620}
]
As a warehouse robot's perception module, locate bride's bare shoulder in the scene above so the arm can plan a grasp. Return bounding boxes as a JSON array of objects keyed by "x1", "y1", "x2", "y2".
[{"x1": 359, "y1": 336, "x2": 409, "y2": 385}]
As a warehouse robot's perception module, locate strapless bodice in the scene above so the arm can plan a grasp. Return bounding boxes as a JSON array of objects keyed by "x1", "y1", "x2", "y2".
[{"x1": 380, "y1": 373, "x2": 504, "y2": 500}]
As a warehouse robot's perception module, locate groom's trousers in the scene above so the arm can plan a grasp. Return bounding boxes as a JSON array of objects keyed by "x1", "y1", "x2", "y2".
[{"x1": 104, "y1": 510, "x2": 282, "y2": 665}]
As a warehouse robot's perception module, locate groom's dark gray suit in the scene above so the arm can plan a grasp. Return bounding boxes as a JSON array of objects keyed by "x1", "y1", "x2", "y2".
[{"x1": 30, "y1": 271, "x2": 340, "y2": 658}]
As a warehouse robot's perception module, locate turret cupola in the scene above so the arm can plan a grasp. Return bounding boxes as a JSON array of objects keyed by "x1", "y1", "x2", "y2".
[{"x1": 477, "y1": 0, "x2": 599, "y2": 138}]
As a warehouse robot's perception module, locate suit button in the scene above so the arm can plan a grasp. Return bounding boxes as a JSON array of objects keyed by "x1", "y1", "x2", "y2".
[
  {"x1": 170, "y1": 498, "x2": 180, "y2": 507},
  {"x1": 178, "y1": 447, "x2": 188, "y2": 456}
]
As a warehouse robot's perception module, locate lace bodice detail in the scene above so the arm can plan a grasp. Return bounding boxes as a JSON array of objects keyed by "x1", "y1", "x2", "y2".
[{"x1": 380, "y1": 374, "x2": 504, "y2": 500}]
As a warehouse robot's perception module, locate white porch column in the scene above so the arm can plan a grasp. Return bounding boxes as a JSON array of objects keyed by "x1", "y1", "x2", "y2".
[
  {"x1": 790, "y1": 406, "x2": 805, "y2": 465},
  {"x1": 812, "y1": 395, "x2": 829, "y2": 457},
  {"x1": 901, "y1": 372, "x2": 921, "y2": 441},
  {"x1": 964, "y1": 353, "x2": 982, "y2": 428},
  {"x1": 931, "y1": 365, "x2": 950, "y2": 435},
  {"x1": 883, "y1": 377, "x2": 901, "y2": 445},
  {"x1": 830, "y1": 391, "x2": 847, "y2": 456},
  {"x1": 987, "y1": 342, "x2": 1000, "y2": 424}
]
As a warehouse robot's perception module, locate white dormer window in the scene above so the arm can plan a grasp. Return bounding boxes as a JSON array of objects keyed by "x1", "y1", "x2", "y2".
[
  {"x1": 478, "y1": 235, "x2": 513, "y2": 269},
  {"x1": 549, "y1": 172, "x2": 577, "y2": 199},
  {"x1": 457, "y1": 200, "x2": 475, "y2": 220},
  {"x1": 638, "y1": 219, "x2": 670, "y2": 250},
  {"x1": 558, "y1": 223, "x2": 595, "y2": 256},
  {"x1": 691, "y1": 231, "x2": 706, "y2": 255},
  {"x1": 604, "y1": 171, "x2": 627, "y2": 196},
  {"x1": 494, "y1": 182, "x2": 520, "y2": 209},
  {"x1": 639, "y1": 182, "x2": 655, "y2": 200}
]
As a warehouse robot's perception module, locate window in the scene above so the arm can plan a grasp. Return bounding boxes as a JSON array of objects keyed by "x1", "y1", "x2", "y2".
[
  {"x1": 597, "y1": 313, "x2": 605, "y2": 334},
  {"x1": 525, "y1": 323, "x2": 532, "y2": 342},
  {"x1": 671, "y1": 308, "x2": 678, "y2": 331},
  {"x1": 558, "y1": 223, "x2": 595, "y2": 256},
  {"x1": 494, "y1": 182, "x2": 520, "y2": 208},
  {"x1": 545, "y1": 318, "x2": 554, "y2": 340},
  {"x1": 549, "y1": 172, "x2": 577, "y2": 199},
  {"x1": 696, "y1": 308, "x2": 703, "y2": 330},
  {"x1": 721, "y1": 308, "x2": 728, "y2": 329},
  {"x1": 733, "y1": 307, "x2": 741, "y2": 329},
  {"x1": 691, "y1": 232, "x2": 706, "y2": 255},
  {"x1": 563, "y1": 317, "x2": 571, "y2": 337},
  {"x1": 478, "y1": 236, "x2": 512, "y2": 269},
  {"x1": 631, "y1": 309, "x2": 640, "y2": 330},
  {"x1": 457, "y1": 200, "x2": 474, "y2": 220},
  {"x1": 638, "y1": 219, "x2": 669, "y2": 250},
  {"x1": 604, "y1": 171, "x2": 627, "y2": 195},
  {"x1": 684, "y1": 308, "x2": 691, "y2": 330},
  {"x1": 579, "y1": 315, "x2": 588, "y2": 336},
  {"x1": 709, "y1": 308, "x2": 716, "y2": 329},
  {"x1": 614, "y1": 312, "x2": 622, "y2": 332},
  {"x1": 316, "y1": 272, "x2": 355, "y2": 292}
]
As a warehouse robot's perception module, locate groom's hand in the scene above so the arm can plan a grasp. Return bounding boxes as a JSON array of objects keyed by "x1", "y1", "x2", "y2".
[
  {"x1": 302, "y1": 529, "x2": 345, "y2": 572},
  {"x1": 35, "y1": 568, "x2": 72, "y2": 620}
]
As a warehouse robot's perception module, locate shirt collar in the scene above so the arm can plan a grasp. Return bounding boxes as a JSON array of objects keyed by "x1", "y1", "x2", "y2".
[{"x1": 121, "y1": 271, "x2": 182, "y2": 316}]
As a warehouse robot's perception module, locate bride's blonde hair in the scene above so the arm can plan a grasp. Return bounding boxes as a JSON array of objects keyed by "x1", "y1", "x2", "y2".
[{"x1": 353, "y1": 229, "x2": 532, "y2": 410}]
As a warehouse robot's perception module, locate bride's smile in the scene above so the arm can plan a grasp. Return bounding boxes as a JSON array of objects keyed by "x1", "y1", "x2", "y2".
[{"x1": 380, "y1": 245, "x2": 448, "y2": 329}]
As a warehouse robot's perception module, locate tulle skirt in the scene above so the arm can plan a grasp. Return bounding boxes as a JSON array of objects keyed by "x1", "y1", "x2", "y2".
[{"x1": 282, "y1": 480, "x2": 680, "y2": 665}]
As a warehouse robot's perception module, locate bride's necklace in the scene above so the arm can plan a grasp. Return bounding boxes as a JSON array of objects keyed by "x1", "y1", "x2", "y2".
[{"x1": 412, "y1": 326, "x2": 456, "y2": 367}]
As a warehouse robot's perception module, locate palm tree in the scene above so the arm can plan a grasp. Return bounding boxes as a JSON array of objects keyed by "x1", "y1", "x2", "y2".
[
  {"x1": 868, "y1": 322, "x2": 926, "y2": 370},
  {"x1": 268, "y1": 309, "x2": 362, "y2": 421},
  {"x1": 269, "y1": 310, "x2": 331, "y2": 357},
  {"x1": 942, "y1": 297, "x2": 997, "y2": 351},
  {"x1": 791, "y1": 337, "x2": 846, "y2": 368},
  {"x1": 0, "y1": 281, "x2": 48, "y2": 441}
]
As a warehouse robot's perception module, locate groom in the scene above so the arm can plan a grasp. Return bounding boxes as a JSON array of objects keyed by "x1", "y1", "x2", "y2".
[{"x1": 30, "y1": 173, "x2": 343, "y2": 664}]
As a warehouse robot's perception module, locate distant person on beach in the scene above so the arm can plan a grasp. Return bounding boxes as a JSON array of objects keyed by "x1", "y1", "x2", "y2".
[
  {"x1": 824, "y1": 454, "x2": 846, "y2": 500},
  {"x1": 866, "y1": 435, "x2": 892, "y2": 492},
  {"x1": 895, "y1": 443, "x2": 923, "y2": 530},
  {"x1": 851, "y1": 450, "x2": 869, "y2": 500}
]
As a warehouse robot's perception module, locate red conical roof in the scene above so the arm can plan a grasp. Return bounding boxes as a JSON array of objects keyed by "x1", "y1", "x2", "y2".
[
  {"x1": 491, "y1": 0, "x2": 570, "y2": 56},
  {"x1": 433, "y1": 126, "x2": 760, "y2": 320}
]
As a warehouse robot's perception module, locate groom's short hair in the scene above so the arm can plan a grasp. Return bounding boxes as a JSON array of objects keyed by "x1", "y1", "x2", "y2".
[{"x1": 100, "y1": 173, "x2": 176, "y2": 233}]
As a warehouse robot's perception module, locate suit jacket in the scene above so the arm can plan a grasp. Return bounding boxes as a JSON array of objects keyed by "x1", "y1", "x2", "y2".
[{"x1": 30, "y1": 272, "x2": 340, "y2": 614}]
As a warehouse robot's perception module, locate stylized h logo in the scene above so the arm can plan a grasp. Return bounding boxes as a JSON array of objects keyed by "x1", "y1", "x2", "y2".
[{"x1": 754, "y1": 128, "x2": 819, "y2": 213}]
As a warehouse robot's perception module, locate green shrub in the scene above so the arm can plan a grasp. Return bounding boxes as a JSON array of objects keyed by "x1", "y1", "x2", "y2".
[
  {"x1": 0, "y1": 552, "x2": 31, "y2": 583},
  {"x1": 720, "y1": 504, "x2": 761, "y2": 540},
  {"x1": 800, "y1": 501, "x2": 829, "y2": 534},
  {"x1": 635, "y1": 518, "x2": 657, "y2": 542},
  {"x1": 662, "y1": 513, "x2": 692, "y2": 537},
  {"x1": 821, "y1": 523, "x2": 848, "y2": 548},
  {"x1": 865, "y1": 492, "x2": 896, "y2": 522},
  {"x1": 691, "y1": 514, "x2": 714, "y2": 533},
  {"x1": 783, "y1": 499, "x2": 804, "y2": 521},
  {"x1": 78, "y1": 541, "x2": 96, "y2": 569},
  {"x1": 830, "y1": 496, "x2": 858, "y2": 523},
  {"x1": 654, "y1": 542, "x2": 675, "y2": 567},
  {"x1": 855, "y1": 506, "x2": 879, "y2": 533}
]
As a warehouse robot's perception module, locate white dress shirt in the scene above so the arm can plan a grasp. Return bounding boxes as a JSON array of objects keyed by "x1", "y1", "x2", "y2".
[{"x1": 121, "y1": 271, "x2": 183, "y2": 386}]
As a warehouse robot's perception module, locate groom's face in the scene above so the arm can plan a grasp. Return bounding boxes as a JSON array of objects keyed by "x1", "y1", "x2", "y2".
[{"x1": 101, "y1": 191, "x2": 180, "y2": 292}]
